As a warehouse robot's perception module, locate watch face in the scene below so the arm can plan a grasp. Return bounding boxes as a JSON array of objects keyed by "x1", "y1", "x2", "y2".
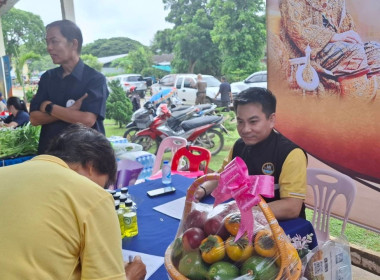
[{"x1": 46, "y1": 103, "x2": 53, "y2": 114}]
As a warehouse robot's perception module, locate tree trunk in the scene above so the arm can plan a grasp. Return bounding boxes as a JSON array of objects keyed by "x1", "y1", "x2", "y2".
[{"x1": 188, "y1": 60, "x2": 197, "y2": 73}]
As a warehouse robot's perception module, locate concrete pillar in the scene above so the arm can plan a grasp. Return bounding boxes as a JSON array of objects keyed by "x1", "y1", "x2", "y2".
[
  {"x1": 60, "y1": 0, "x2": 76, "y2": 22},
  {"x1": 0, "y1": 19, "x2": 6, "y2": 57}
]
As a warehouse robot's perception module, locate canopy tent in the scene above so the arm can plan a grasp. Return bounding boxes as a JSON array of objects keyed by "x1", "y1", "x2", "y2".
[{"x1": 152, "y1": 65, "x2": 171, "y2": 72}]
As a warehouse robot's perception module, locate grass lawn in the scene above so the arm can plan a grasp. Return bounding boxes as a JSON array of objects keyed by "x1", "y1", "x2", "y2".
[{"x1": 105, "y1": 117, "x2": 380, "y2": 253}]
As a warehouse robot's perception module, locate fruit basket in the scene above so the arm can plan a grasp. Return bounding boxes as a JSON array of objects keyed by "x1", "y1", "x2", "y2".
[{"x1": 164, "y1": 172, "x2": 302, "y2": 280}]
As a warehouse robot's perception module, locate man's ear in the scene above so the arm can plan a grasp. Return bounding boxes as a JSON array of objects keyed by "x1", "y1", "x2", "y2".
[
  {"x1": 71, "y1": 39, "x2": 79, "y2": 52},
  {"x1": 270, "y1": 112, "x2": 276, "y2": 128}
]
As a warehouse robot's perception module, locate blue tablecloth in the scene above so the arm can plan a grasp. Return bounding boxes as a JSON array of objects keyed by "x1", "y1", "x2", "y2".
[
  {"x1": 124, "y1": 175, "x2": 317, "y2": 280},
  {"x1": 0, "y1": 155, "x2": 35, "y2": 167}
]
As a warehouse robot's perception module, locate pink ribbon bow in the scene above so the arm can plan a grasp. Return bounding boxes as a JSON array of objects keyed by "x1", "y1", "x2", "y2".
[{"x1": 211, "y1": 157, "x2": 274, "y2": 242}]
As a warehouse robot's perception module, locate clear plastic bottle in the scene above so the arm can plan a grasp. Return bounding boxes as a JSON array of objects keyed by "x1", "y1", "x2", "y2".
[
  {"x1": 123, "y1": 200, "x2": 138, "y2": 237},
  {"x1": 115, "y1": 203, "x2": 124, "y2": 238},
  {"x1": 162, "y1": 160, "x2": 172, "y2": 185}
]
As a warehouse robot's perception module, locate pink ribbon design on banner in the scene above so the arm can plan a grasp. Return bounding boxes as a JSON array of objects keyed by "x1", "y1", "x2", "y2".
[{"x1": 211, "y1": 157, "x2": 274, "y2": 242}]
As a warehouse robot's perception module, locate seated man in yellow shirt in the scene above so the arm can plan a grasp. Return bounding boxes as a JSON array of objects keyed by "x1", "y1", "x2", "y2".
[
  {"x1": 195, "y1": 87, "x2": 307, "y2": 220},
  {"x1": 0, "y1": 124, "x2": 146, "y2": 280}
]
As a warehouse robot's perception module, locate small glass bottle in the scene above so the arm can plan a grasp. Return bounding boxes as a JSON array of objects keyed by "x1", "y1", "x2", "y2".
[
  {"x1": 162, "y1": 160, "x2": 172, "y2": 185},
  {"x1": 123, "y1": 200, "x2": 138, "y2": 237}
]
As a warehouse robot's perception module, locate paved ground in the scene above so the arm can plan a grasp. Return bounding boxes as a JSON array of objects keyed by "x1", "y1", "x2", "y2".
[{"x1": 352, "y1": 265, "x2": 380, "y2": 279}]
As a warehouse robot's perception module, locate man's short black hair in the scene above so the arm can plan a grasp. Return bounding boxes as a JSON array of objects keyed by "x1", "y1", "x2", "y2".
[
  {"x1": 46, "y1": 20, "x2": 83, "y2": 54},
  {"x1": 45, "y1": 124, "x2": 117, "y2": 187},
  {"x1": 233, "y1": 87, "x2": 276, "y2": 118}
]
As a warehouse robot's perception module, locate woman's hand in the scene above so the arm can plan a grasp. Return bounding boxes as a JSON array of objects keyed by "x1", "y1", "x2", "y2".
[
  {"x1": 124, "y1": 256, "x2": 146, "y2": 280},
  {"x1": 331, "y1": 30, "x2": 363, "y2": 44}
]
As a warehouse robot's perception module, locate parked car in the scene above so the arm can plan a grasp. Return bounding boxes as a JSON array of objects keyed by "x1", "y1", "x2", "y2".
[
  {"x1": 152, "y1": 74, "x2": 240, "y2": 106},
  {"x1": 231, "y1": 71, "x2": 267, "y2": 95},
  {"x1": 113, "y1": 74, "x2": 147, "y2": 98},
  {"x1": 29, "y1": 76, "x2": 40, "y2": 85}
]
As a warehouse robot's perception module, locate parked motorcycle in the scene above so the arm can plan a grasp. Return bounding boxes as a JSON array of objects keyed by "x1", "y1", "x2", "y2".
[
  {"x1": 132, "y1": 104, "x2": 226, "y2": 156},
  {"x1": 123, "y1": 101, "x2": 217, "y2": 141}
]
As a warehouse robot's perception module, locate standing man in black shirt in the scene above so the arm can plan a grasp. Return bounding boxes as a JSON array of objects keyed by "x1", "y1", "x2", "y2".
[
  {"x1": 215, "y1": 76, "x2": 232, "y2": 111},
  {"x1": 30, "y1": 20, "x2": 109, "y2": 154}
]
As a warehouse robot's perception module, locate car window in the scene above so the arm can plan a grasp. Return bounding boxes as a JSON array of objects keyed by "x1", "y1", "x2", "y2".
[
  {"x1": 160, "y1": 75, "x2": 176, "y2": 86},
  {"x1": 202, "y1": 76, "x2": 221, "y2": 87},
  {"x1": 126, "y1": 76, "x2": 142, "y2": 82},
  {"x1": 176, "y1": 78, "x2": 183, "y2": 89},
  {"x1": 247, "y1": 75, "x2": 260, "y2": 83},
  {"x1": 184, "y1": 77, "x2": 194, "y2": 88}
]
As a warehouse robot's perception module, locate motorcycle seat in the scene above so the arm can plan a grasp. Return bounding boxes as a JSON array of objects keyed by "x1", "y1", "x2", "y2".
[{"x1": 181, "y1": 115, "x2": 223, "y2": 131}]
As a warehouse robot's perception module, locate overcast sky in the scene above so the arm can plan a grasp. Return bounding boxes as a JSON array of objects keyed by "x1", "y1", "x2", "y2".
[{"x1": 14, "y1": 0, "x2": 174, "y2": 46}]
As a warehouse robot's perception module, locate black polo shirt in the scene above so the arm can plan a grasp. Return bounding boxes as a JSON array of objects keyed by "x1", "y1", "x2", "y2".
[
  {"x1": 30, "y1": 59, "x2": 108, "y2": 154},
  {"x1": 232, "y1": 130, "x2": 307, "y2": 218}
]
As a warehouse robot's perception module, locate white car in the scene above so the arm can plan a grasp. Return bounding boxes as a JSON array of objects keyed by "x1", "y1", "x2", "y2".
[
  {"x1": 231, "y1": 71, "x2": 267, "y2": 94},
  {"x1": 113, "y1": 74, "x2": 147, "y2": 97},
  {"x1": 152, "y1": 74, "x2": 240, "y2": 106}
]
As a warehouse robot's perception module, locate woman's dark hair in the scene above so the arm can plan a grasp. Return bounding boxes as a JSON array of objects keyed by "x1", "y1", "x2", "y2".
[
  {"x1": 45, "y1": 124, "x2": 117, "y2": 187},
  {"x1": 233, "y1": 87, "x2": 277, "y2": 118},
  {"x1": 7, "y1": 97, "x2": 28, "y2": 113},
  {"x1": 46, "y1": 20, "x2": 83, "y2": 54}
]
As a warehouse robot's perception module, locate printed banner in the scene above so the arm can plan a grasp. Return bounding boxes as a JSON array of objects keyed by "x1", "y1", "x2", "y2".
[{"x1": 267, "y1": 0, "x2": 380, "y2": 231}]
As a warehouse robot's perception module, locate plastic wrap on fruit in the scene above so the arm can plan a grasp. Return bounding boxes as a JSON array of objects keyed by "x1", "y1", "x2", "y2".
[{"x1": 212, "y1": 157, "x2": 274, "y2": 241}]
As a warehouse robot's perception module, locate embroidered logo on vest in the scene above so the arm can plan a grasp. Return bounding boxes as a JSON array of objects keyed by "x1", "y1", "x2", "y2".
[{"x1": 262, "y1": 162, "x2": 275, "y2": 175}]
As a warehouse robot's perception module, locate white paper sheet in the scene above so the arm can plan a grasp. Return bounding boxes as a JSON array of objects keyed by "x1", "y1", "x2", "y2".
[
  {"x1": 122, "y1": 249, "x2": 164, "y2": 279},
  {"x1": 153, "y1": 196, "x2": 186, "y2": 220}
]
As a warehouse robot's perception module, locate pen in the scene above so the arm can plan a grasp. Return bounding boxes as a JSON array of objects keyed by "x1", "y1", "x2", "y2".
[{"x1": 128, "y1": 255, "x2": 133, "y2": 263}]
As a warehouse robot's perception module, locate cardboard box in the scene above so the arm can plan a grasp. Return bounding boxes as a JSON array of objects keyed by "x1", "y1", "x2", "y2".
[{"x1": 116, "y1": 159, "x2": 143, "y2": 187}]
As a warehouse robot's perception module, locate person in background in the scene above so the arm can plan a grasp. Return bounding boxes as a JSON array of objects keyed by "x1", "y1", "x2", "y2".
[
  {"x1": 195, "y1": 73, "x2": 207, "y2": 104},
  {"x1": 215, "y1": 76, "x2": 232, "y2": 111},
  {"x1": 0, "y1": 92, "x2": 6, "y2": 105},
  {"x1": 0, "y1": 95, "x2": 7, "y2": 113},
  {"x1": 0, "y1": 96, "x2": 29, "y2": 128},
  {"x1": 30, "y1": 20, "x2": 109, "y2": 154},
  {"x1": 194, "y1": 87, "x2": 308, "y2": 220},
  {"x1": 0, "y1": 124, "x2": 146, "y2": 280}
]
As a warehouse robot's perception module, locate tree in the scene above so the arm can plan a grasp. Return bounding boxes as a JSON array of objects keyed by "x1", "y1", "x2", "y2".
[
  {"x1": 106, "y1": 79, "x2": 132, "y2": 128},
  {"x1": 15, "y1": 51, "x2": 41, "y2": 101},
  {"x1": 29, "y1": 54, "x2": 56, "y2": 74},
  {"x1": 82, "y1": 37, "x2": 146, "y2": 57},
  {"x1": 1, "y1": 8, "x2": 46, "y2": 58},
  {"x1": 209, "y1": 0, "x2": 267, "y2": 80},
  {"x1": 81, "y1": 54, "x2": 103, "y2": 72},
  {"x1": 150, "y1": 29, "x2": 174, "y2": 54},
  {"x1": 111, "y1": 47, "x2": 153, "y2": 74},
  {"x1": 162, "y1": 1, "x2": 221, "y2": 75}
]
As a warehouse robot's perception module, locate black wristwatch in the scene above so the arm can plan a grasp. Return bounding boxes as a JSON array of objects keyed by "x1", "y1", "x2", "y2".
[{"x1": 45, "y1": 103, "x2": 54, "y2": 115}]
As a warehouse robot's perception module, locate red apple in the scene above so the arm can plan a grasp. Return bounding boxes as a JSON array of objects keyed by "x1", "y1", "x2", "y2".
[
  {"x1": 182, "y1": 227, "x2": 205, "y2": 251},
  {"x1": 184, "y1": 209, "x2": 207, "y2": 230},
  {"x1": 204, "y1": 215, "x2": 229, "y2": 240}
]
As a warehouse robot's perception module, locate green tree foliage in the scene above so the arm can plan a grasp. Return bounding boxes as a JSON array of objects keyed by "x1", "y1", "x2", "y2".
[
  {"x1": 111, "y1": 47, "x2": 153, "y2": 74},
  {"x1": 1, "y1": 8, "x2": 46, "y2": 58},
  {"x1": 29, "y1": 54, "x2": 56, "y2": 73},
  {"x1": 163, "y1": 1, "x2": 221, "y2": 75},
  {"x1": 150, "y1": 29, "x2": 174, "y2": 55},
  {"x1": 82, "y1": 37, "x2": 146, "y2": 57},
  {"x1": 209, "y1": 0, "x2": 266, "y2": 80},
  {"x1": 15, "y1": 51, "x2": 41, "y2": 101},
  {"x1": 106, "y1": 79, "x2": 133, "y2": 128},
  {"x1": 81, "y1": 54, "x2": 103, "y2": 72}
]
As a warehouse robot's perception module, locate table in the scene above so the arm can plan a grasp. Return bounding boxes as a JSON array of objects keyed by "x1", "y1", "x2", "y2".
[{"x1": 124, "y1": 175, "x2": 317, "y2": 279}]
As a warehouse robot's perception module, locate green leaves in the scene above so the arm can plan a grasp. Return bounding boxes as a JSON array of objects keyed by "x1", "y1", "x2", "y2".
[
  {"x1": 106, "y1": 80, "x2": 133, "y2": 128},
  {"x1": 0, "y1": 123, "x2": 41, "y2": 159}
]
